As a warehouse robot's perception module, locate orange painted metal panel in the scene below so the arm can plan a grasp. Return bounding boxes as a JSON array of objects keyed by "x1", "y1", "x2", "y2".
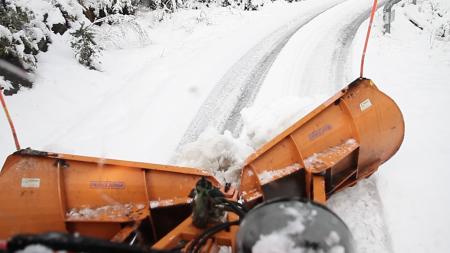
[
  {"x1": 0, "y1": 151, "x2": 218, "y2": 240},
  {"x1": 0, "y1": 155, "x2": 66, "y2": 238},
  {"x1": 239, "y1": 78, "x2": 404, "y2": 203}
]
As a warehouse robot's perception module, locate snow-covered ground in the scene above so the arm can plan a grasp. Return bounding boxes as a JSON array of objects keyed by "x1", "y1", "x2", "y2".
[{"x1": 1, "y1": 0, "x2": 450, "y2": 252}]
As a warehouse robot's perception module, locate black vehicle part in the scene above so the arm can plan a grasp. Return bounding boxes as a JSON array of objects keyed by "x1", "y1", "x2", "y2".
[
  {"x1": 6, "y1": 232, "x2": 176, "y2": 253},
  {"x1": 236, "y1": 198, "x2": 354, "y2": 253}
]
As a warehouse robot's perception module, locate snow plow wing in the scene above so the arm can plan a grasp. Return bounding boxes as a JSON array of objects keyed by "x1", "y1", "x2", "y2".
[
  {"x1": 0, "y1": 149, "x2": 221, "y2": 241},
  {"x1": 239, "y1": 78, "x2": 404, "y2": 204}
]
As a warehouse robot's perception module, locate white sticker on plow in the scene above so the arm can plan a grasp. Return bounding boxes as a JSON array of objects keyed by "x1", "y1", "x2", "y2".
[
  {"x1": 21, "y1": 178, "x2": 40, "y2": 188},
  {"x1": 360, "y1": 99, "x2": 372, "y2": 111}
]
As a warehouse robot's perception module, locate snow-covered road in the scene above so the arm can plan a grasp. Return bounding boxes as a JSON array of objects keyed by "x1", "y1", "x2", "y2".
[
  {"x1": 176, "y1": 0, "x2": 347, "y2": 149},
  {"x1": 0, "y1": 0, "x2": 356, "y2": 165}
]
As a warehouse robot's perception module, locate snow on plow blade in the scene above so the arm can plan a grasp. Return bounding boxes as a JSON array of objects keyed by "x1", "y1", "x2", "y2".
[{"x1": 239, "y1": 78, "x2": 404, "y2": 204}]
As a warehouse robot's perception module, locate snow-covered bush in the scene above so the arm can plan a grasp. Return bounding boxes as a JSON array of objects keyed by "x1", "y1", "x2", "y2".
[
  {"x1": 0, "y1": 1, "x2": 51, "y2": 95},
  {"x1": 92, "y1": 14, "x2": 150, "y2": 49},
  {"x1": 402, "y1": 0, "x2": 450, "y2": 41},
  {"x1": 82, "y1": 0, "x2": 141, "y2": 20},
  {"x1": 70, "y1": 23, "x2": 102, "y2": 70},
  {"x1": 178, "y1": 0, "x2": 267, "y2": 11},
  {"x1": 0, "y1": 0, "x2": 108, "y2": 94},
  {"x1": 435, "y1": 20, "x2": 450, "y2": 40},
  {"x1": 244, "y1": 0, "x2": 264, "y2": 11},
  {"x1": 51, "y1": 0, "x2": 91, "y2": 33}
]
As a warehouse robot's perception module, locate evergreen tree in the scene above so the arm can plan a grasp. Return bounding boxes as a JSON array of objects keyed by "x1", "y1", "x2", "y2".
[
  {"x1": 0, "y1": 2, "x2": 50, "y2": 95},
  {"x1": 70, "y1": 23, "x2": 102, "y2": 70}
]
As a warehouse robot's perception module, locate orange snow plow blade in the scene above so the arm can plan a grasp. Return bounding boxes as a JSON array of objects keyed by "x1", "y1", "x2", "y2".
[
  {"x1": 0, "y1": 150, "x2": 221, "y2": 241},
  {"x1": 0, "y1": 78, "x2": 403, "y2": 252},
  {"x1": 239, "y1": 78, "x2": 404, "y2": 204}
]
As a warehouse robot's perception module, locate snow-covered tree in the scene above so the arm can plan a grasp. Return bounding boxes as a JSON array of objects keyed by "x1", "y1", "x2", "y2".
[
  {"x1": 70, "y1": 23, "x2": 102, "y2": 70},
  {"x1": 435, "y1": 20, "x2": 450, "y2": 40},
  {"x1": 0, "y1": 1, "x2": 51, "y2": 95},
  {"x1": 80, "y1": 0, "x2": 140, "y2": 20}
]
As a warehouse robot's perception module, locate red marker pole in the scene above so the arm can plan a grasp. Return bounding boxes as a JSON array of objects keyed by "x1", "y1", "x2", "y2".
[
  {"x1": 0, "y1": 90, "x2": 21, "y2": 150},
  {"x1": 360, "y1": 0, "x2": 379, "y2": 78}
]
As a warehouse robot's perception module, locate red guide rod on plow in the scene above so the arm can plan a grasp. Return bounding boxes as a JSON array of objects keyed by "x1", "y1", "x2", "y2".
[{"x1": 360, "y1": 0, "x2": 379, "y2": 78}]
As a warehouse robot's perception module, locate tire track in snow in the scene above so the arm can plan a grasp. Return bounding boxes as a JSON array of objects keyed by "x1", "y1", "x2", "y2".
[
  {"x1": 173, "y1": 0, "x2": 347, "y2": 154},
  {"x1": 324, "y1": 3, "x2": 385, "y2": 91}
]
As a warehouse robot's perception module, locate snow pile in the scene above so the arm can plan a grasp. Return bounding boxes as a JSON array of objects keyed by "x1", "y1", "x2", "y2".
[
  {"x1": 175, "y1": 72, "x2": 329, "y2": 185},
  {"x1": 327, "y1": 178, "x2": 392, "y2": 253},
  {"x1": 176, "y1": 94, "x2": 325, "y2": 185},
  {"x1": 175, "y1": 128, "x2": 254, "y2": 185}
]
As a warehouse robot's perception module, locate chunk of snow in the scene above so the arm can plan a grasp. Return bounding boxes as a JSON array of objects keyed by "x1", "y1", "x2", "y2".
[
  {"x1": 149, "y1": 199, "x2": 175, "y2": 208},
  {"x1": 67, "y1": 203, "x2": 145, "y2": 220},
  {"x1": 257, "y1": 164, "x2": 300, "y2": 184},
  {"x1": 16, "y1": 245, "x2": 53, "y2": 253},
  {"x1": 0, "y1": 25, "x2": 12, "y2": 42},
  {"x1": 175, "y1": 128, "x2": 254, "y2": 185},
  {"x1": 304, "y1": 139, "x2": 357, "y2": 169}
]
